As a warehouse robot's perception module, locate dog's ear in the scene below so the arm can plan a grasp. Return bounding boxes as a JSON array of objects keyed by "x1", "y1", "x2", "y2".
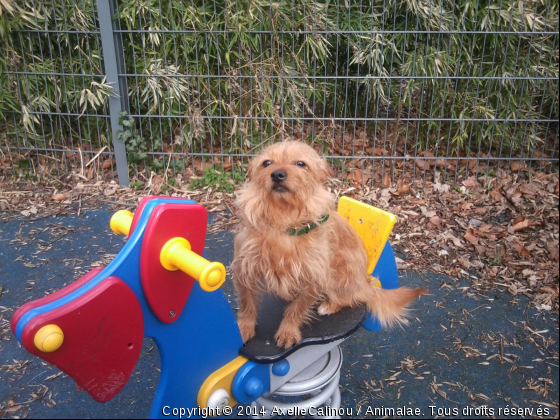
[
  {"x1": 246, "y1": 156, "x2": 258, "y2": 180},
  {"x1": 320, "y1": 159, "x2": 335, "y2": 181}
]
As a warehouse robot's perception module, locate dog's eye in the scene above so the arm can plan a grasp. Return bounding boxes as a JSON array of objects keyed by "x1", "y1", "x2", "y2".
[
  {"x1": 262, "y1": 160, "x2": 272, "y2": 168},
  {"x1": 295, "y1": 161, "x2": 306, "y2": 168}
]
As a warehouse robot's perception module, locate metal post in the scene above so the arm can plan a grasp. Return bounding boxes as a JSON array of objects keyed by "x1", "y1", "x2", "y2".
[{"x1": 96, "y1": 0, "x2": 129, "y2": 185}]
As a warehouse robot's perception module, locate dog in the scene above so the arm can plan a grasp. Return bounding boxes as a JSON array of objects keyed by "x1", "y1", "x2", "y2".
[{"x1": 232, "y1": 141, "x2": 424, "y2": 349}]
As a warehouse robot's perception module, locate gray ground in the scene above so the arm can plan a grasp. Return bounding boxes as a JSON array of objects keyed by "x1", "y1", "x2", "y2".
[{"x1": 0, "y1": 207, "x2": 558, "y2": 419}]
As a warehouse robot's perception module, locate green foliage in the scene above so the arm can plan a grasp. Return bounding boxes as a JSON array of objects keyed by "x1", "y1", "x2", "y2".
[
  {"x1": 11, "y1": 158, "x2": 38, "y2": 182},
  {"x1": 0, "y1": 1, "x2": 23, "y2": 119},
  {"x1": 0, "y1": 69, "x2": 18, "y2": 119},
  {"x1": 0, "y1": 0, "x2": 23, "y2": 39},
  {"x1": 188, "y1": 165, "x2": 243, "y2": 193},
  {"x1": 117, "y1": 112, "x2": 165, "y2": 171},
  {"x1": 130, "y1": 180, "x2": 144, "y2": 189},
  {"x1": 0, "y1": 0, "x2": 558, "y2": 166},
  {"x1": 0, "y1": 0, "x2": 113, "y2": 147},
  {"x1": 117, "y1": 112, "x2": 149, "y2": 164}
]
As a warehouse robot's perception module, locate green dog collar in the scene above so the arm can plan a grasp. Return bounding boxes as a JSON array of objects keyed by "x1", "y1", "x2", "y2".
[{"x1": 286, "y1": 214, "x2": 330, "y2": 236}]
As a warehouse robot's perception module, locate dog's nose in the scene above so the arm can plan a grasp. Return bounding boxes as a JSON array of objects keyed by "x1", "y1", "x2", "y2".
[{"x1": 271, "y1": 169, "x2": 287, "y2": 183}]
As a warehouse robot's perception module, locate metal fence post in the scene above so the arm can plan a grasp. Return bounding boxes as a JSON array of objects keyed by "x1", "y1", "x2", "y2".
[{"x1": 96, "y1": 0, "x2": 129, "y2": 186}]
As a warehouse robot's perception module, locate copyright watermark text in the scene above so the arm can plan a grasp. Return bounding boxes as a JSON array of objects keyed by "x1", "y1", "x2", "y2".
[{"x1": 162, "y1": 405, "x2": 232, "y2": 418}]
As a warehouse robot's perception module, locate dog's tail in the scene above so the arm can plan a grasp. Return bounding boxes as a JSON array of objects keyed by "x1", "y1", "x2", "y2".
[{"x1": 359, "y1": 283, "x2": 425, "y2": 328}]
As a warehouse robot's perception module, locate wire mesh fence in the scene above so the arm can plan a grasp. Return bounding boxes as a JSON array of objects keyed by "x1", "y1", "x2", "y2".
[
  {"x1": 0, "y1": 0, "x2": 116, "y2": 182},
  {"x1": 1, "y1": 0, "x2": 558, "y2": 189}
]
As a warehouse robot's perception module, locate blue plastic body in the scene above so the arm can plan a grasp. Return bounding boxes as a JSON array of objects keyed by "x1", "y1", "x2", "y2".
[
  {"x1": 231, "y1": 361, "x2": 271, "y2": 404},
  {"x1": 13, "y1": 198, "x2": 400, "y2": 417},
  {"x1": 272, "y1": 360, "x2": 290, "y2": 377},
  {"x1": 13, "y1": 198, "x2": 243, "y2": 419},
  {"x1": 362, "y1": 242, "x2": 400, "y2": 332}
]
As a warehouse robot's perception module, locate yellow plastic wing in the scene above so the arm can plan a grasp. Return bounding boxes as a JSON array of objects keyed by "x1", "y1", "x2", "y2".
[{"x1": 336, "y1": 196, "x2": 397, "y2": 275}]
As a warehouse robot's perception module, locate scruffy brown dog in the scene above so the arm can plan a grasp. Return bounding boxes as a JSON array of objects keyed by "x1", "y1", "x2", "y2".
[{"x1": 232, "y1": 141, "x2": 423, "y2": 349}]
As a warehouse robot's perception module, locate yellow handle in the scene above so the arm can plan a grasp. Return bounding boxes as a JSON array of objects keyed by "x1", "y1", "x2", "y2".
[
  {"x1": 110, "y1": 210, "x2": 134, "y2": 236},
  {"x1": 34, "y1": 324, "x2": 64, "y2": 353},
  {"x1": 160, "y1": 237, "x2": 226, "y2": 292}
]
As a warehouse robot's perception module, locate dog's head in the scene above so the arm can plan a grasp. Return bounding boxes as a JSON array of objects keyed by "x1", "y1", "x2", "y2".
[{"x1": 237, "y1": 141, "x2": 334, "y2": 230}]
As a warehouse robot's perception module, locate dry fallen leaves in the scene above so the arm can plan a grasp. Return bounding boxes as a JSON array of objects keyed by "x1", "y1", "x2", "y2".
[
  {"x1": 430, "y1": 215, "x2": 442, "y2": 229},
  {"x1": 0, "y1": 163, "x2": 558, "y2": 312},
  {"x1": 349, "y1": 171, "x2": 559, "y2": 311},
  {"x1": 513, "y1": 218, "x2": 541, "y2": 232},
  {"x1": 464, "y1": 229, "x2": 479, "y2": 246}
]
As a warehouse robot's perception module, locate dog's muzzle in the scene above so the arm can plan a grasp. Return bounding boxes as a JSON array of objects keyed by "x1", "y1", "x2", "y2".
[
  {"x1": 271, "y1": 169, "x2": 287, "y2": 184},
  {"x1": 271, "y1": 170, "x2": 288, "y2": 192}
]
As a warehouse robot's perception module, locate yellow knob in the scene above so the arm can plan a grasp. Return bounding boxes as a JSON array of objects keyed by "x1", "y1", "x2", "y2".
[
  {"x1": 205, "y1": 267, "x2": 224, "y2": 288},
  {"x1": 199, "y1": 263, "x2": 227, "y2": 291},
  {"x1": 160, "y1": 237, "x2": 226, "y2": 292},
  {"x1": 110, "y1": 210, "x2": 134, "y2": 236},
  {"x1": 34, "y1": 324, "x2": 64, "y2": 353}
]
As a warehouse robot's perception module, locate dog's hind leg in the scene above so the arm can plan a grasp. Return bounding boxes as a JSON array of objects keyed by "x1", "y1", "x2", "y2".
[
  {"x1": 317, "y1": 299, "x2": 343, "y2": 316},
  {"x1": 317, "y1": 286, "x2": 360, "y2": 316}
]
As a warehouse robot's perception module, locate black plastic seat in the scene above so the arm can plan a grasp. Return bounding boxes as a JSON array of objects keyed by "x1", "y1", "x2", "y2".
[{"x1": 239, "y1": 294, "x2": 366, "y2": 363}]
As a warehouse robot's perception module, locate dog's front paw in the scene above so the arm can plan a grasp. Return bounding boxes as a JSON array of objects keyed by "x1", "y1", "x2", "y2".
[
  {"x1": 238, "y1": 318, "x2": 256, "y2": 343},
  {"x1": 275, "y1": 323, "x2": 302, "y2": 349}
]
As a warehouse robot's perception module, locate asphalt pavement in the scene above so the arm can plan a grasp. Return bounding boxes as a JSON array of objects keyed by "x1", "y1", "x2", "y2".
[{"x1": 0, "y1": 207, "x2": 557, "y2": 419}]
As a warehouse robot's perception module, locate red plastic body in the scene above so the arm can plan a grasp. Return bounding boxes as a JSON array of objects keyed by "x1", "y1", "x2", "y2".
[
  {"x1": 20, "y1": 277, "x2": 144, "y2": 402},
  {"x1": 129, "y1": 196, "x2": 177, "y2": 237},
  {"x1": 11, "y1": 267, "x2": 104, "y2": 336},
  {"x1": 140, "y1": 203, "x2": 208, "y2": 323}
]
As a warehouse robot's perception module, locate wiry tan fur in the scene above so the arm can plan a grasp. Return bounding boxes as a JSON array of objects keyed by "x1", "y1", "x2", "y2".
[{"x1": 232, "y1": 141, "x2": 424, "y2": 348}]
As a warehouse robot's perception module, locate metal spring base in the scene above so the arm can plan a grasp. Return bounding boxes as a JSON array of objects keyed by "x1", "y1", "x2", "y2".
[{"x1": 251, "y1": 346, "x2": 343, "y2": 419}]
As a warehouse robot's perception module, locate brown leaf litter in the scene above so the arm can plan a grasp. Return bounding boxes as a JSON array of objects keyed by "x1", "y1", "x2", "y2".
[{"x1": 0, "y1": 169, "x2": 558, "y2": 314}]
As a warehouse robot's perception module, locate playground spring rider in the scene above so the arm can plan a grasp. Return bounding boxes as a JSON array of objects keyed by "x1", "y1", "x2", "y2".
[{"x1": 11, "y1": 196, "x2": 400, "y2": 418}]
